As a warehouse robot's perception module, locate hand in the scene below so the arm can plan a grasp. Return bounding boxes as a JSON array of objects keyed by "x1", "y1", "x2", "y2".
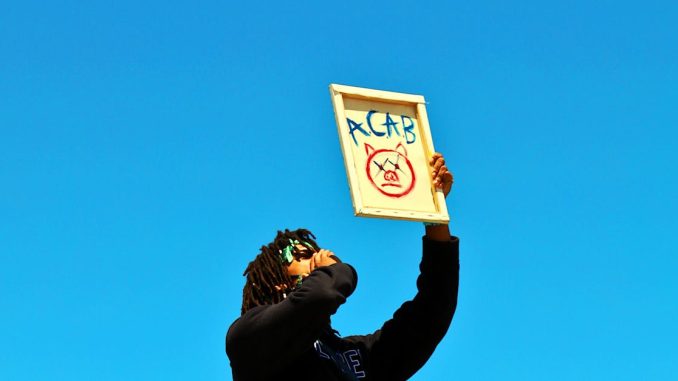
[
  {"x1": 430, "y1": 152, "x2": 454, "y2": 198},
  {"x1": 309, "y1": 249, "x2": 338, "y2": 272}
]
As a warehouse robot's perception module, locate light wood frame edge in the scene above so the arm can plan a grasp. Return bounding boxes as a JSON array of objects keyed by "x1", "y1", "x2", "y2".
[
  {"x1": 330, "y1": 85, "x2": 364, "y2": 215},
  {"x1": 330, "y1": 84, "x2": 425, "y2": 104}
]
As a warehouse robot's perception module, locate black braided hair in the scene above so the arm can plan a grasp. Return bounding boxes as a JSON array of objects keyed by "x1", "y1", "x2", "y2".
[{"x1": 240, "y1": 228, "x2": 320, "y2": 315}]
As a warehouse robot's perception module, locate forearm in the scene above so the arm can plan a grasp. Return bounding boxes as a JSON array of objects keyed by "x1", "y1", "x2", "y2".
[{"x1": 362, "y1": 236, "x2": 459, "y2": 380}]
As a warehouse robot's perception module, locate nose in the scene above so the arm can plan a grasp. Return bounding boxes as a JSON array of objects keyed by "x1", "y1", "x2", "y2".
[{"x1": 384, "y1": 170, "x2": 399, "y2": 182}]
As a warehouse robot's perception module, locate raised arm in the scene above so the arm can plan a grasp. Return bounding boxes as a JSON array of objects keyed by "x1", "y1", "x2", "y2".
[{"x1": 345, "y1": 153, "x2": 459, "y2": 380}]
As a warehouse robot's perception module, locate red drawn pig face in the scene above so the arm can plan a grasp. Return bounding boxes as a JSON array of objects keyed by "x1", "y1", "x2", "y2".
[{"x1": 365, "y1": 143, "x2": 416, "y2": 198}]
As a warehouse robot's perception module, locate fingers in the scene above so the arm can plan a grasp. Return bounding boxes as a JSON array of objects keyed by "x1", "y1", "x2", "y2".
[
  {"x1": 434, "y1": 165, "x2": 448, "y2": 188},
  {"x1": 429, "y1": 152, "x2": 443, "y2": 166},
  {"x1": 430, "y1": 153, "x2": 445, "y2": 176},
  {"x1": 430, "y1": 152, "x2": 446, "y2": 187},
  {"x1": 310, "y1": 249, "x2": 337, "y2": 272},
  {"x1": 429, "y1": 152, "x2": 454, "y2": 197},
  {"x1": 318, "y1": 249, "x2": 336, "y2": 266},
  {"x1": 309, "y1": 253, "x2": 317, "y2": 273}
]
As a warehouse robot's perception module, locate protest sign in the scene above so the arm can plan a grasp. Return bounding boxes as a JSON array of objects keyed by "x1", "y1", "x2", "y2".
[{"x1": 330, "y1": 84, "x2": 449, "y2": 223}]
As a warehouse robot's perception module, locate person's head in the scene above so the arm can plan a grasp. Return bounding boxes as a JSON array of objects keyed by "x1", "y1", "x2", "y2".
[{"x1": 240, "y1": 228, "x2": 320, "y2": 315}]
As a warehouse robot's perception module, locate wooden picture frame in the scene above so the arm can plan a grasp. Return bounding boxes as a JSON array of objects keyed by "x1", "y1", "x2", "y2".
[{"x1": 329, "y1": 84, "x2": 449, "y2": 223}]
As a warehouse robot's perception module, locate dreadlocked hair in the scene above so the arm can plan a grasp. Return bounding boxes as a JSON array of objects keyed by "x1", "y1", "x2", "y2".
[{"x1": 241, "y1": 228, "x2": 320, "y2": 315}]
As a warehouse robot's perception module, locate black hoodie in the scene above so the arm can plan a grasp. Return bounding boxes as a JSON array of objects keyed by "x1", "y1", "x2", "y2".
[{"x1": 226, "y1": 236, "x2": 459, "y2": 381}]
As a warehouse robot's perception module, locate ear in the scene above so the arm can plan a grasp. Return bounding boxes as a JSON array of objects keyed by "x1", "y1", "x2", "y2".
[
  {"x1": 395, "y1": 142, "x2": 408, "y2": 157},
  {"x1": 365, "y1": 143, "x2": 375, "y2": 156}
]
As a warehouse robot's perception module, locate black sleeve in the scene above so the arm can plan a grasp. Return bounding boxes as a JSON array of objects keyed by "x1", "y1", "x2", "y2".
[
  {"x1": 344, "y1": 236, "x2": 459, "y2": 381},
  {"x1": 225, "y1": 263, "x2": 358, "y2": 379}
]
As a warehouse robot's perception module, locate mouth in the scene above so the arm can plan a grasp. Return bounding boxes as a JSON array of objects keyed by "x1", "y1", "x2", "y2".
[{"x1": 381, "y1": 183, "x2": 402, "y2": 188}]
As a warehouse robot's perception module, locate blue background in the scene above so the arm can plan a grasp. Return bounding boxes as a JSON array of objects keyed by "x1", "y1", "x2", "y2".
[{"x1": 2, "y1": 1, "x2": 676, "y2": 379}]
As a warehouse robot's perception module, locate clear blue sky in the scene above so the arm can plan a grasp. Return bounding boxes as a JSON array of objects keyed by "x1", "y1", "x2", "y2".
[{"x1": 2, "y1": 1, "x2": 676, "y2": 380}]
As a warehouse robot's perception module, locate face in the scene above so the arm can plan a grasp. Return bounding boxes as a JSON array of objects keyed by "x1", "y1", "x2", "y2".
[
  {"x1": 365, "y1": 142, "x2": 416, "y2": 198},
  {"x1": 286, "y1": 244, "x2": 316, "y2": 278}
]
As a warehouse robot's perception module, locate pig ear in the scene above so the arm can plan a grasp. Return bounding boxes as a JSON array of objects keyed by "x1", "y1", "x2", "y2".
[
  {"x1": 365, "y1": 143, "x2": 375, "y2": 156},
  {"x1": 395, "y1": 142, "x2": 408, "y2": 157}
]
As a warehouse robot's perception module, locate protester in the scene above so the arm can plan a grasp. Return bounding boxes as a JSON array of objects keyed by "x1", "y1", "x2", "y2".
[{"x1": 226, "y1": 153, "x2": 458, "y2": 381}]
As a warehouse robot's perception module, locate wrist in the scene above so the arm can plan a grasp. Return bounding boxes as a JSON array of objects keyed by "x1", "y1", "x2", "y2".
[
  {"x1": 423, "y1": 222, "x2": 446, "y2": 227},
  {"x1": 424, "y1": 222, "x2": 451, "y2": 241}
]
